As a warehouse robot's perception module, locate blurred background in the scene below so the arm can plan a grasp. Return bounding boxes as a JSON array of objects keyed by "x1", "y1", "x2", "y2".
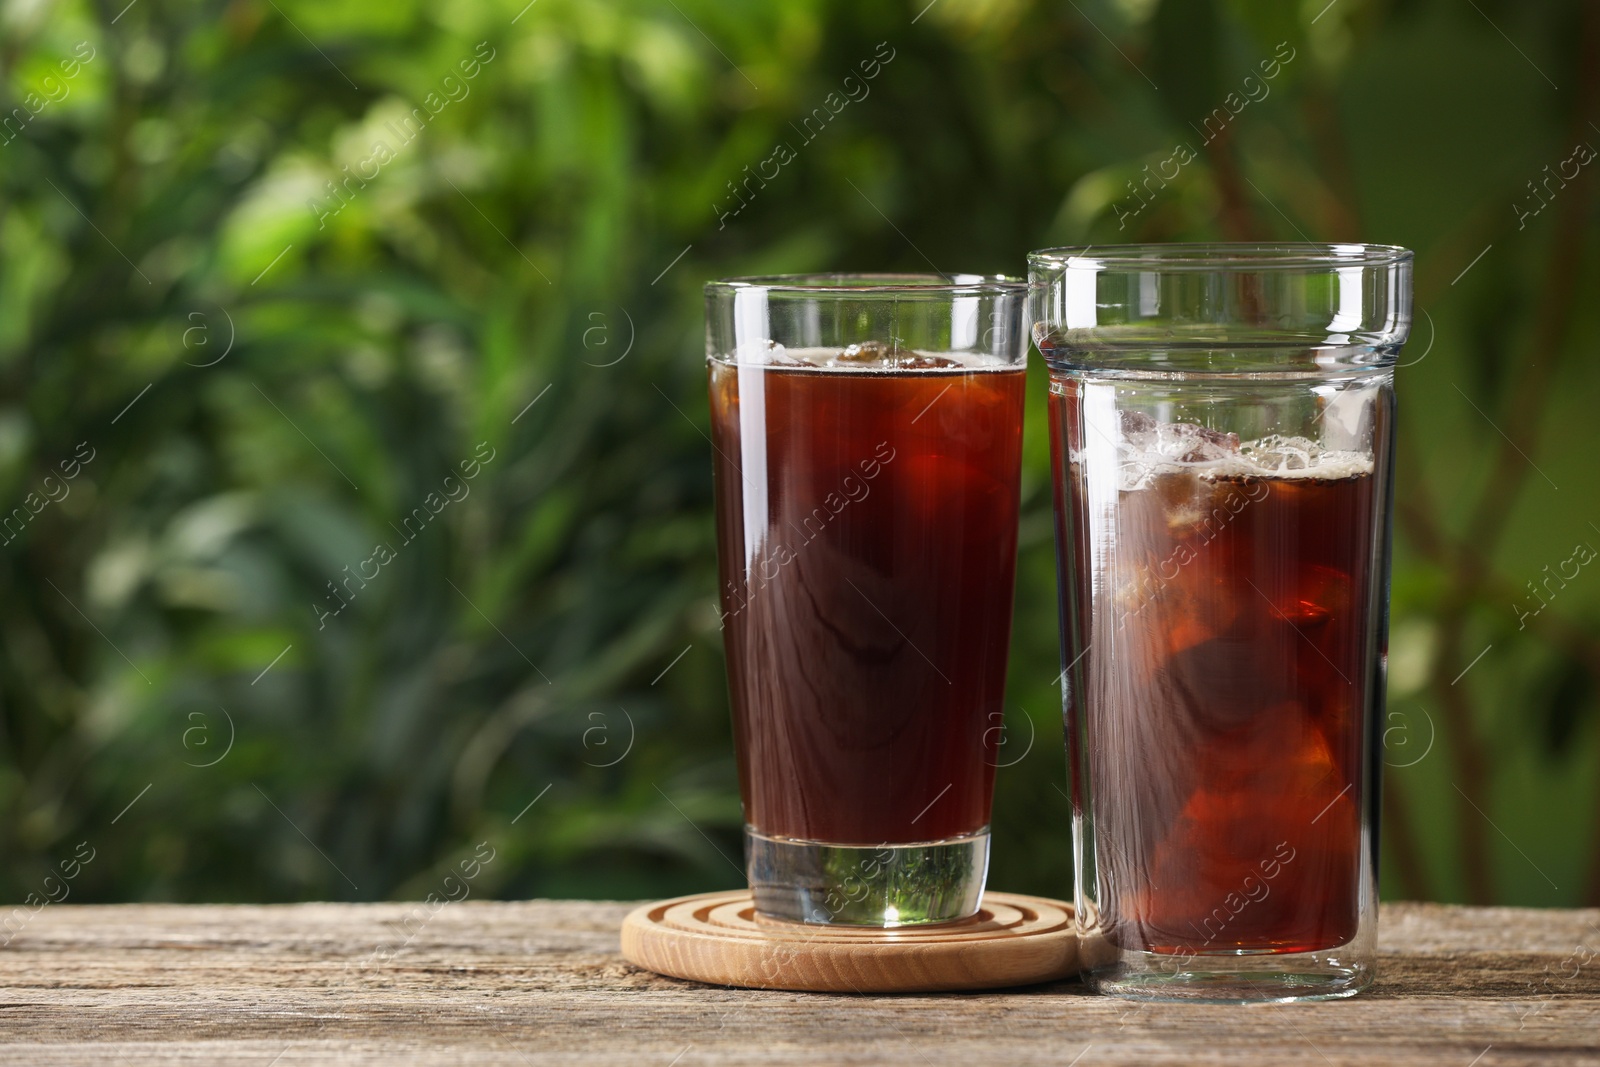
[{"x1": 0, "y1": 0, "x2": 1595, "y2": 909}]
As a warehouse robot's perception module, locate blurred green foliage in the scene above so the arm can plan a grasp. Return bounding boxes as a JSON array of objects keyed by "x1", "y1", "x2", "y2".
[{"x1": 0, "y1": 0, "x2": 1595, "y2": 908}]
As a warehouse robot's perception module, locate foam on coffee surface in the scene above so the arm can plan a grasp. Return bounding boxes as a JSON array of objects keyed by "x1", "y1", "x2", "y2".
[{"x1": 1086, "y1": 410, "x2": 1373, "y2": 490}]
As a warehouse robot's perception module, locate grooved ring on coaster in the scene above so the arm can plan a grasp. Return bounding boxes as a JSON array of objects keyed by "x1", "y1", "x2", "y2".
[{"x1": 620, "y1": 890, "x2": 1080, "y2": 993}]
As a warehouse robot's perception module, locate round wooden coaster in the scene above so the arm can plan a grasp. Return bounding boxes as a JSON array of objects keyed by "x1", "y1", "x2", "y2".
[{"x1": 620, "y1": 890, "x2": 1079, "y2": 993}]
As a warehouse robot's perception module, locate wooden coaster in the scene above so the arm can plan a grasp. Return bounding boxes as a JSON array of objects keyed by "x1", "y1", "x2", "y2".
[{"x1": 620, "y1": 890, "x2": 1080, "y2": 993}]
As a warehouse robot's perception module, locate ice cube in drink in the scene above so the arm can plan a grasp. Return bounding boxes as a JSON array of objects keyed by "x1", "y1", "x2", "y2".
[
  {"x1": 1054, "y1": 389, "x2": 1376, "y2": 955},
  {"x1": 710, "y1": 344, "x2": 1026, "y2": 847}
]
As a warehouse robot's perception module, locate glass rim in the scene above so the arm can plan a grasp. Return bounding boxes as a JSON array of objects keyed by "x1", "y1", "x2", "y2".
[
  {"x1": 1027, "y1": 242, "x2": 1414, "y2": 272},
  {"x1": 705, "y1": 272, "x2": 1028, "y2": 294}
]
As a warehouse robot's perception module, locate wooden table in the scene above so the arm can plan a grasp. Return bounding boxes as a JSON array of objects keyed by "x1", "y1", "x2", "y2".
[{"x1": 0, "y1": 900, "x2": 1596, "y2": 1064}]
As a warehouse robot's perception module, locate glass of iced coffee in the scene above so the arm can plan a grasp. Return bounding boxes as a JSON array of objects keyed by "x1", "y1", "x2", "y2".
[
  {"x1": 1030, "y1": 244, "x2": 1412, "y2": 1000},
  {"x1": 705, "y1": 274, "x2": 1029, "y2": 925}
]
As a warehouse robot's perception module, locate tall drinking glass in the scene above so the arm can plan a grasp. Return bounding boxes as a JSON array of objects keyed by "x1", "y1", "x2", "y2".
[
  {"x1": 1030, "y1": 244, "x2": 1411, "y2": 999},
  {"x1": 706, "y1": 274, "x2": 1029, "y2": 925}
]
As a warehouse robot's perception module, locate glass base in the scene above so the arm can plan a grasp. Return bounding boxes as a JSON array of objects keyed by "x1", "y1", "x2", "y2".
[
  {"x1": 1082, "y1": 945, "x2": 1373, "y2": 1004},
  {"x1": 745, "y1": 827, "x2": 989, "y2": 926}
]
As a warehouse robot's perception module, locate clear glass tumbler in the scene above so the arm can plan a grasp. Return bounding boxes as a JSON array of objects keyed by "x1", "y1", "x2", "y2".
[
  {"x1": 705, "y1": 274, "x2": 1029, "y2": 925},
  {"x1": 1030, "y1": 244, "x2": 1412, "y2": 1000}
]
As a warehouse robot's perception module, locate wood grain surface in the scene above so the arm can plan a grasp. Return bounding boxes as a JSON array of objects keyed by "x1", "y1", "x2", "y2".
[{"x1": 0, "y1": 900, "x2": 1596, "y2": 1065}]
